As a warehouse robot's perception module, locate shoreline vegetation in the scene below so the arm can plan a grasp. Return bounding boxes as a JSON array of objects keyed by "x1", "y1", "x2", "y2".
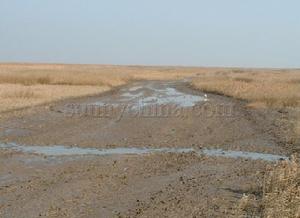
[
  {"x1": 0, "y1": 64, "x2": 299, "y2": 111},
  {"x1": 0, "y1": 63, "x2": 203, "y2": 113},
  {"x1": 0, "y1": 63, "x2": 299, "y2": 217}
]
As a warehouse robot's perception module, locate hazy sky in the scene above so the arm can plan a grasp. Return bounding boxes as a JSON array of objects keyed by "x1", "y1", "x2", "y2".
[{"x1": 1, "y1": 0, "x2": 299, "y2": 68}]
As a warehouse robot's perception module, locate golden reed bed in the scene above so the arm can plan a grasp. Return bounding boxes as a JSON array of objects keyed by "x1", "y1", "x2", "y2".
[
  {"x1": 0, "y1": 63, "x2": 199, "y2": 112},
  {"x1": 191, "y1": 69, "x2": 300, "y2": 108},
  {"x1": 0, "y1": 63, "x2": 217, "y2": 112},
  {"x1": 1, "y1": 64, "x2": 299, "y2": 111}
]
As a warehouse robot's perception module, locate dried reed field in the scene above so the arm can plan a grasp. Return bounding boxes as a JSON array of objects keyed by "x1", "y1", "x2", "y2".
[{"x1": 0, "y1": 63, "x2": 205, "y2": 112}]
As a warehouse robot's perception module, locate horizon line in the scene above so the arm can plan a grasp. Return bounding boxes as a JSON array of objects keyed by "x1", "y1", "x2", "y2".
[{"x1": 0, "y1": 61, "x2": 299, "y2": 71}]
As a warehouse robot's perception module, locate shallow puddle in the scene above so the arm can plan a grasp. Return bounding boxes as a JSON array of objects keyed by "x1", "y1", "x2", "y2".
[
  {"x1": 202, "y1": 149, "x2": 287, "y2": 162},
  {"x1": 0, "y1": 143, "x2": 193, "y2": 156},
  {"x1": 94, "y1": 82, "x2": 207, "y2": 109},
  {"x1": 0, "y1": 142, "x2": 288, "y2": 162}
]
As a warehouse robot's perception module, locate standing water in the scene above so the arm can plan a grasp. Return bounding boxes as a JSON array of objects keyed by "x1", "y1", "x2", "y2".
[{"x1": 0, "y1": 142, "x2": 288, "y2": 162}]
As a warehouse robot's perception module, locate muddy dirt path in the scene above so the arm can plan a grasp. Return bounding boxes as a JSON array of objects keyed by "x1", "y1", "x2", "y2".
[{"x1": 0, "y1": 80, "x2": 288, "y2": 217}]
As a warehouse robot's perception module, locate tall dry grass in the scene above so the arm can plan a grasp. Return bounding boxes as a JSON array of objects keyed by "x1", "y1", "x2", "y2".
[
  {"x1": 0, "y1": 63, "x2": 214, "y2": 86},
  {"x1": 1, "y1": 64, "x2": 299, "y2": 111},
  {"x1": 0, "y1": 84, "x2": 110, "y2": 113},
  {"x1": 0, "y1": 64, "x2": 130, "y2": 86},
  {"x1": 238, "y1": 157, "x2": 300, "y2": 218},
  {"x1": 1, "y1": 64, "x2": 299, "y2": 112},
  {"x1": 262, "y1": 157, "x2": 300, "y2": 218},
  {"x1": 0, "y1": 63, "x2": 219, "y2": 112},
  {"x1": 191, "y1": 69, "x2": 300, "y2": 108}
]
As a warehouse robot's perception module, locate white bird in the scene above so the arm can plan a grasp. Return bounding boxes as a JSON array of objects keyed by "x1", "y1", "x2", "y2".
[{"x1": 204, "y1": 94, "x2": 208, "y2": 101}]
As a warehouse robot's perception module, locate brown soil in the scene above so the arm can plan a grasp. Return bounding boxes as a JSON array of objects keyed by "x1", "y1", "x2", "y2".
[{"x1": 0, "y1": 80, "x2": 292, "y2": 218}]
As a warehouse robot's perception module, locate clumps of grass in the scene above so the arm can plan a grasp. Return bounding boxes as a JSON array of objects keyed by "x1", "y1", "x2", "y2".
[
  {"x1": 0, "y1": 84, "x2": 110, "y2": 113},
  {"x1": 289, "y1": 79, "x2": 300, "y2": 84},
  {"x1": 36, "y1": 76, "x2": 51, "y2": 85},
  {"x1": 231, "y1": 69, "x2": 247, "y2": 74},
  {"x1": 234, "y1": 77, "x2": 254, "y2": 83},
  {"x1": 261, "y1": 156, "x2": 300, "y2": 218},
  {"x1": 1, "y1": 89, "x2": 39, "y2": 99},
  {"x1": 237, "y1": 156, "x2": 300, "y2": 218},
  {"x1": 260, "y1": 97, "x2": 300, "y2": 108},
  {"x1": 0, "y1": 74, "x2": 45, "y2": 86},
  {"x1": 237, "y1": 194, "x2": 262, "y2": 217}
]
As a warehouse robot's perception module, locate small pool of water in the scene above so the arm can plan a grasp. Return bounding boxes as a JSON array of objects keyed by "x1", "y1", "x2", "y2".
[
  {"x1": 94, "y1": 83, "x2": 207, "y2": 110},
  {"x1": 0, "y1": 142, "x2": 288, "y2": 162},
  {"x1": 202, "y1": 149, "x2": 287, "y2": 162},
  {"x1": 0, "y1": 143, "x2": 193, "y2": 156}
]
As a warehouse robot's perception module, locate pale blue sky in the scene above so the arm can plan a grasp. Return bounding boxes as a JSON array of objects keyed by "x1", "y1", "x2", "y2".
[{"x1": 0, "y1": 0, "x2": 299, "y2": 68}]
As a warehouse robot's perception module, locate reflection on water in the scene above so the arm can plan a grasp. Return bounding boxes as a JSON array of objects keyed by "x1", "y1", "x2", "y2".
[
  {"x1": 0, "y1": 142, "x2": 288, "y2": 162},
  {"x1": 202, "y1": 149, "x2": 287, "y2": 162},
  {"x1": 94, "y1": 83, "x2": 207, "y2": 109}
]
